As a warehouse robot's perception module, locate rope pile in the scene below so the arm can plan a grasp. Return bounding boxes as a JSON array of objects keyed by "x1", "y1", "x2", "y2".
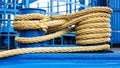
[{"x1": 0, "y1": 7, "x2": 112, "y2": 58}]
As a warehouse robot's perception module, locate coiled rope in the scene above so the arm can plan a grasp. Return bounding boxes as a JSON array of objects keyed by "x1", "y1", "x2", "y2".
[{"x1": 0, "y1": 7, "x2": 112, "y2": 58}]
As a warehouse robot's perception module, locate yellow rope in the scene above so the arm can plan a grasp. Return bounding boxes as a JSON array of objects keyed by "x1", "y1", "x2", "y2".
[{"x1": 0, "y1": 7, "x2": 112, "y2": 58}]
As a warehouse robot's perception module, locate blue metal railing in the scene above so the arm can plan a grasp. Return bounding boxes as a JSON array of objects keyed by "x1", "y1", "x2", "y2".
[{"x1": 0, "y1": 0, "x2": 37, "y2": 49}]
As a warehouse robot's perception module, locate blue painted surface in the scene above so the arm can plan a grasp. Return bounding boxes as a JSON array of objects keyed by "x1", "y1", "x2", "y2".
[
  {"x1": 18, "y1": 8, "x2": 46, "y2": 47},
  {"x1": 110, "y1": 0, "x2": 120, "y2": 9},
  {"x1": 111, "y1": 11, "x2": 120, "y2": 44},
  {"x1": 109, "y1": 0, "x2": 120, "y2": 44},
  {"x1": 90, "y1": 0, "x2": 120, "y2": 44},
  {"x1": 1, "y1": 53, "x2": 120, "y2": 68},
  {"x1": 90, "y1": 0, "x2": 109, "y2": 6}
]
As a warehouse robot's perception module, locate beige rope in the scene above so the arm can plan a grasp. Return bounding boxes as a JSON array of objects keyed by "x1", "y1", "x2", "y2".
[
  {"x1": 0, "y1": 7, "x2": 112, "y2": 58},
  {"x1": 48, "y1": 13, "x2": 110, "y2": 33},
  {"x1": 50, "y1": 7, "x2": 112, "y2": 20},
  {"x1": 76, "y1": 38, "x2": 110, "y2": 45},
  {"x1": 76, "y1": 28, "x2": 111, "y2": 35},
  {"x1": 15, "y1": 14, "x2": 50, "y2": 22},
  {"x1": 76, "y1": 23, "x2": 110, "y2": 30},
  {"x1": 76, "y1": 33, "x2": 111, "y2": 40},
  {"x1": 77, "y1": 17, "x2": 110, "y2": 25},
  {"x1": 0, "y1": 44, "x2": 110, "y2": 58},
  {"x1": 15, "y1": 27, "x2": 74, "y2": 44}
]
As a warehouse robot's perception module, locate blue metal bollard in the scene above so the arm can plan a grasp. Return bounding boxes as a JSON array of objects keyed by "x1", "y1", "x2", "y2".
[{"x1": 18, "y1": 8, "x2": 46, "y2": 48}]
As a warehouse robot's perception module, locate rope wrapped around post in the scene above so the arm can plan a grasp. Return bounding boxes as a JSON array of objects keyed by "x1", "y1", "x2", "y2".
[{"x1": 0, "y1": 7, "x2": 112, "y2": 58}]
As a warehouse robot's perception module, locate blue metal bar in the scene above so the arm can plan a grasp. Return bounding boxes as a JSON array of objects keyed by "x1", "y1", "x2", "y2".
[
  {"x1": 7, "y1": 0, "x2": 12, "y2": 9},
  {"x1": 57, "y1": 1, "x2": 59, "y2": 14},
  {"x1": 69, "y1": 0, "x2": 72, "y2": 13},
  {"x1": 61, "y1": 36, "x2": 63, "y2": 45},
  {"x1": 74, "y1": 0, "x2": 77, "y2": 12},
  {"x1": 50, "y1": 0, "x2": 53, "y2": 16},
  {"x1": 52, "y1": 39, "x2": 55, "y2": 46},
  {"x1": 47, "y1": 2, "x2": 49, "y2": 16},
  {"x1": 66, "y1": 0, "x2": 69, "y2": 14}
]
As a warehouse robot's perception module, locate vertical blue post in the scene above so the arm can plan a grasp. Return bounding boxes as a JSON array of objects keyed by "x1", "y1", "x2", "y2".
[
  {"x1": 61, "y1": 36, "x2": 63, "y2": 45},
  {"x1": 57, "y1": 1, "x2": 59, "y2": 14},
  {"x1": 69, "y1": 0, "x2": 72, "y2": 13},
  {"x1": 74, "y1": 0, "x2": 77, "y2": 12},
  {"x1": 37, "y1": 3, "x2": 39, "y2": 8},
  {"x1": 50, "y1": 0, "x2": 54, "y2": 46},
  {"x1": 47, "y1": 2, "x2": 49, "y2": 16},
  {"x1": 66, "y1": 0, "x2": 69, "y2": 14},
  {"x1": 78, "y1": 0, "x2": 85, "y2": 11},
  {"x1": 22, "y1": 0, "x2": 30, "y2": 8},
  {"x1": 50, "y1": 0, "x2": 53, "y2": 16},
  {"x1": 47, "y1": 2, "x2": 50, "y2": 15},
  {"x1": 0, "y1": 0, "x2": 3, "y2": 26}
]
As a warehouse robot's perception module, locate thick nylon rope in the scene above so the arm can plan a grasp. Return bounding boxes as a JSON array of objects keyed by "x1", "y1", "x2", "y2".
[{"x1": 0, "y1": 7, "x2": 112, "y2": 58}]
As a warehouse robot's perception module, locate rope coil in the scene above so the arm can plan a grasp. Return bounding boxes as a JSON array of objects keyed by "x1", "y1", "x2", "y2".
[{"x1": 0, "y1": 7, "x2": 112, "y2": 58}]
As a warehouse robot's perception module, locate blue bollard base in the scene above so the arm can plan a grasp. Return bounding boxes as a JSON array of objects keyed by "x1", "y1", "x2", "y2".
[{"x1": 19, "y1": 30, "x2": 46, "y2": 47}]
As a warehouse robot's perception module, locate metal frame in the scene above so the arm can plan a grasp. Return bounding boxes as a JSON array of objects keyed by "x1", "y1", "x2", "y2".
[{"x1": 0, "y1": 0, "x2": 37, "y2": 49}]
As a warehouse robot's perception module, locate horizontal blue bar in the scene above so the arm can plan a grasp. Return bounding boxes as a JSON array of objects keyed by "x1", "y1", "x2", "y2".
[{"x1": 1, "y1": 53, "x2": 120, "y2": 60}]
